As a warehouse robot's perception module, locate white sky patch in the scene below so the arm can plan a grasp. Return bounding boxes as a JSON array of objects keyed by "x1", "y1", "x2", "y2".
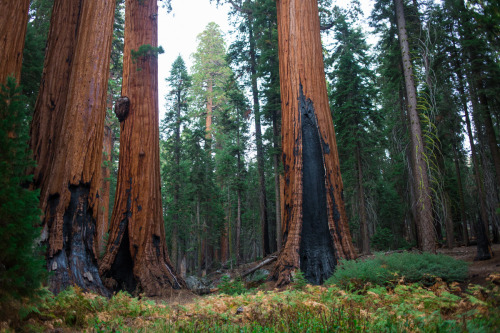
[{"x1": 158, "y1": 0, "x2": 232, "y2": 119}]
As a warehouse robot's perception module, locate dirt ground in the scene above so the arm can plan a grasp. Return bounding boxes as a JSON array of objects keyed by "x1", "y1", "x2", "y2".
[
  {"x1": 437, "y1": 243, "x2": 500, "y2": 285},
  {"x1": 162, "y1": 244, "x2": 500, "y2": 304}
]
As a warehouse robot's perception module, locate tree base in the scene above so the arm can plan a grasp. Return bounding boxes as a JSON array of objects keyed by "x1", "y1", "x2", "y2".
[{"x1": 46, "y1": 185, "x2": 109, "y2": 296}]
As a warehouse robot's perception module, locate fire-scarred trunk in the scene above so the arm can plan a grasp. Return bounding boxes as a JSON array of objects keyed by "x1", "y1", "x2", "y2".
[
  {"x1": 29, "y1": 0, "x2": 115, "y2": 294},
  {"x1": 271, "y1": 0, "x2": 356, "y2": 286},
  {"x1": 99, "y1": 0, "x2": 185, "y2": 296}
]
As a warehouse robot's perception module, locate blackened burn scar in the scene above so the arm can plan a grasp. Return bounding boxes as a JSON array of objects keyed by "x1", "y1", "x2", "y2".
[{"x1": 298, "y1": 84, "x2": 337, "y2": 285}]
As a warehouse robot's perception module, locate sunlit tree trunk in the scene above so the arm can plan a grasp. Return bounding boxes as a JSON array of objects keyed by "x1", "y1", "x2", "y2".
[
  {"x1": 0, "y1": 0, "x2": 30, "y2": 84},
  {"x1": 30, "y1": 0, "x2": 115, "y2": 294},
  {"x1": 394, "y1": 0, "x2": 436, "y2": 252},
  {"x1": 99, "y1": 0, "x2": 185, "y2": 296},
  {"x1": 271, "y1": 0, "x2": 356, "y2": 286}
]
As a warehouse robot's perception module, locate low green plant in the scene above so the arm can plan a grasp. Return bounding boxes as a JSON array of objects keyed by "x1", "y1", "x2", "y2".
[
  {"x1": 9, "y1": 280, "x2": 500, "y2": 332},
  {"x1": 0, "y1": 77, "x2": 46, "y2": 321},
  {"x1": 217, "y1": 275, "x2": 246, "y2": 295},
  {"x1": 293, "y1": 269, "x2": 308, "y2": 290},
  {"x1": 326, "y1": 252, "x2": 469, "y2": 288}
]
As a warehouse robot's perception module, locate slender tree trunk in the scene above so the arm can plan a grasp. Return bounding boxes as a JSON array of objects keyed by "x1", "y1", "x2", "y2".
[
  {"x1": 394, "y1": 0, "x2": 436, "y2": 252},
  {"x1": 248, "y1": 22, "x2": 271, "y2": 255},
  {"x1": 443, "y1": 192, "x2": 455, "y2": 248},
  {"x1": 270, "y1": 59, "x2": 283, "y2": 251},
  {"x1": 171, "y1": 86, "x2": 182, "y2": 270},
  {"x1": 30, "y1": 0, "x2": 115, "y2": 294},
  {"x1": 97, "y1": 123, "x2": 114, "y2": 258},
  {"x1": 452, "y1": 144, "x2": 468, "y2": 245},
  {"x1": 0, "y1": 0, "x2": 30, "y2": 84},
  {"x1": 206, "y1": 79, "x2": 213, "y2": 140},
  {"x1": 236, "y1": 128, "x2": 243, "y2": 264},
  {"x1": 99, "y1": 0, "x2": 185, "y2": 296},
  {"x1": 462, "y1": 85, "x2": 493, "y2": 259},
  {"x1": 220, "y1": 185, "x2": 230, "y2": 264},
  {"x1": 236, "y1": 188, "x2": 242, "y2": 264},
  {"x1": 196, "y1": 197, "x2": 202, "y2": 276},
  {"x1": 271, "y1": 0, "x2": 356, "y2": 286},
  {"x1": 356, "y1": 141, "x2": 370, "y2": 254},
  {"x1": 273, "y1": 120, "x2": 282, "y2": 251}
]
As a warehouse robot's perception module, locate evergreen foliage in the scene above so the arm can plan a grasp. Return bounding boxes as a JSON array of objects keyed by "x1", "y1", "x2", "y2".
[
  {"x1": 326, "y1": 8, "x2": 381, "y2": 252},
  {"x1": 20, "y1": 0, "x2": 53, "y2": 110},
  {"x1": 326, "y1": 252, "x2": 469, "y2": 288},
  {"x1": 0, "y1": 77, "x2": 45, "y2": 305}
]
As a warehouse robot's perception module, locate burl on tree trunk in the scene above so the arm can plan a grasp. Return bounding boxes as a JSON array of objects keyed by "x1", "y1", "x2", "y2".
[
  {"x1": 271, "y1": 0, "x2": 356, "y2": 286},
  {"x1": 99, "y1": 0, "x2": 185, "y2": 296},
  {"x1": 30, "y1": 0, "x2": 115, "y2": 294}
]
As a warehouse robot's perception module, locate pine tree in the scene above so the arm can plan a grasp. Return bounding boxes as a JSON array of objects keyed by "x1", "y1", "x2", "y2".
[
  {"x1": 162, "y1": 55, "x2": 191, "y2": 271},
  {"x1": 20, "y1": 0, "x2": 53, "y2": 109},
  {"x1": 326, "y1": 9, "x2": 380, "y2": 255},
  {"x1": 191, "y1": 22, "x2": 233, "y2": 267},
  {"x1": 0, "y1": 77, "x2": 45, "y2": 309}
]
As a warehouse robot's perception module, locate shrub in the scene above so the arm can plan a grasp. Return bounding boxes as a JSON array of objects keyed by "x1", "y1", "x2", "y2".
[
  {"x1": 371, "y1": 227, "x2": 413, "y2": 251},
  {"x1": 0, "y1": 77, "x2": 46, "y2": 315},
  {"x1": 326, "y1": 252, "x2": 469, "y2": 288},
  {"x1": 292, "y1": 269, "x2": 308, "y2": 290},
  {"x1": 217, "y1": 275, "x2": 246, "y2": 295}
]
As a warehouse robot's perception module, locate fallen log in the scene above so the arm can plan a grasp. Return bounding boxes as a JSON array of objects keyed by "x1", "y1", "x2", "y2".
[{"x1": 241, "y1": 255, "x2": 277, "y2": 278}]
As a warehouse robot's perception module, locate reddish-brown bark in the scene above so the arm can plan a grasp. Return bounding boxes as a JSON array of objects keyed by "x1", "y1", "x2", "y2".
[
  {"x1": 271, "y1": 0, "x2": 356, "y2": 286},
  {"x1": 99, "y1": 0, "x2": 185, "y2": 296},
  {"x1": 0, "y1": 0, "x2": 30, "y2": 84},
  {"x1": 30, "y1": 0, "x2": 115, "y2": 294}
]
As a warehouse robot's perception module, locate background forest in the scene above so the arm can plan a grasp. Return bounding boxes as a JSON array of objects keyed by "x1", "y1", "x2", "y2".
[{"x1": 1, "y1": 0, "x2": 500, "y2": 313}]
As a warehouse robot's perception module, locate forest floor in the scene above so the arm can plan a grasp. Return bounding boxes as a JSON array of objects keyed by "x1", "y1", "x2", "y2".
[
  {"x1": 2, "y1": 245, "x2": 500, "y2": 332},
  {"x1": 437, "y1": 243, "x2": 500, "y2": 286}
]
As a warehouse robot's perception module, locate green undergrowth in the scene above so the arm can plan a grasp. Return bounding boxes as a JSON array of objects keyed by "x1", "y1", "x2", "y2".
[
  {"x1": 4, "y1": 278, "x2": 499, "y2": 332},
  {"x1": 327, "y1": 252, "x2": 469, "y2": 289}
]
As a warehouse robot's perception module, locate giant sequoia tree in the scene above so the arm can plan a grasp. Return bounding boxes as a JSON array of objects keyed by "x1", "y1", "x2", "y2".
[
  {"x1": 99, "y1": 0, "x2": 185, "y2": 296},
  {"x1": 29, "y1": 0, "x2": 115, "y2": 294},
  {"x1": 271, "y1": 0, "x2": 356, "y2": 286},
  {"x1": 0, "y1": 0, "x2": 30, "y2": 84}
]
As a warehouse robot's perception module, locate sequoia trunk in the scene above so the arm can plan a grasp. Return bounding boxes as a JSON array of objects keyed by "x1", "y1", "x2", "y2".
[
  {"x1": 99, "y1": 0, "x2": 185, "y2": 296},
  {"x1": 272, "y1": 0, "x2": 356, "y2": 286},
  {"x1": 0, "y1": 0, "x2": 30, "y2": 84},
  {"x1": 30, "y1": 0, "x2": 115, "y2": 294}
]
